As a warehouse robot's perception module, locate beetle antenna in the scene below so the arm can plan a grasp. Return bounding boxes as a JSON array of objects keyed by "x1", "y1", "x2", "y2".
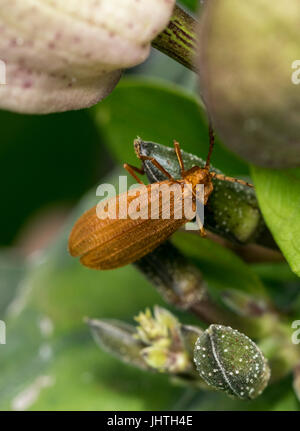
[{"x1": 205, "y1": 122, "x2": 215, "y2": 169}]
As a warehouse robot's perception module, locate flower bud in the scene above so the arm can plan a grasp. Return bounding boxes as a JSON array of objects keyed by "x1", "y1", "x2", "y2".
[
  {"x1": 141, "y1": 346, "x2": 190, "y2": 374},
  {"x1": 198, "y1": 0, "x2": 300, "y2": 168},
  {"x1": 134, "y1": 306, "x2": 181, "y2": 348},
  {"x1": 194, "y1": 324, "x2": 270, "y2": 399},
  {"x1": 135, "y1": 307, "x2": 192, "y2": 374},
  {"x1": 0, "y1": 0, "x2": 175, "y2": 113},
  {"x1": 221, "y1": 289, "x2": 270, "y2": 318}
]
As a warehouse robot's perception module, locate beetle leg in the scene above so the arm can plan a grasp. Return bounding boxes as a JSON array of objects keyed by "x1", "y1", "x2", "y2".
[
  {"x1": 199, "y1": 226, "x2": 207, "y2": 237},
  {"x1": 139, "y1": 155, "x2": 174, "y2": 181},
  {"x1": 173, "y1": 140, "x2": 185, "y2": 177},
  {"x1": 211, "y1": 172, "x2": 254, "y2": 188},
  {"x1": 123, "y1": 163, "x2": 145, "y2": 185}
]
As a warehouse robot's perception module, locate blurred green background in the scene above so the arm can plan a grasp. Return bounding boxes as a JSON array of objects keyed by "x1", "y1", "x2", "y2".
[{"x1": 0, "y1": 0, "x2": 299, "y2": 411}]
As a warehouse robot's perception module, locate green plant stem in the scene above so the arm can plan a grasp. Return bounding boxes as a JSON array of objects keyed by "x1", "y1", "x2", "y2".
[
  {"x1": 134, "y1": 241, "x2": 235, "y2": 325},
  {"x1": 152, "y1": 5, "x2": 197, "y2": 71}
]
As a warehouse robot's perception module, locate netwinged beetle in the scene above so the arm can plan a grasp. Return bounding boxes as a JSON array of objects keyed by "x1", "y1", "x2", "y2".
[{"x1": 68, "y1": 127, "x2": 253, "y2": 270}]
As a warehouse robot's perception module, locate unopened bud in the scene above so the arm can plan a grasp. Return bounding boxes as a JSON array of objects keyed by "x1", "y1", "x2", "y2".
[
  {"x1": 134, "y1": 306, "x2": 181, "y2": 348},
  {"x1": 198, "y1": 0, "x2": 300, "y2": 168},
  {"x1": 87, "y1": 318, "x2": 149, "y2": 370},
  {"x1": 221, "y1": 289, "x2": 270, "y2": 318},
  {"x1": 194, "y1": 324, "x2": 270, "y2": 400},
  {"x1": 142, "y1": 346, "x2": 190, "y2": 374},
  {"x1": 0, "y1": 0, "x2": 175, "y2": 114},
  {"x1": 135, "y1": 307, "x2": 192, "y2": 374}
]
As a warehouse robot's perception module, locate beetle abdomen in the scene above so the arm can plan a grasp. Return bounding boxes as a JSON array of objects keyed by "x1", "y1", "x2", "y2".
[{"x1": 69, "y1": 182, "x2": 189, "y2": 269}]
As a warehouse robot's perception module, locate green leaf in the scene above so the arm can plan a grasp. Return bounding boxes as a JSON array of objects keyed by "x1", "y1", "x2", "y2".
[
  {"x1": 251, "y1": 262, "x2": 300, "y2": 312},
  {"x1": 178, "y1": 0, "x2": 199, "y2": 13},
  {"x1": 172, "y1": 232, "x2": 266, "y2": 299},
  {"x1": 93, "y1": 78, "x2": 249, "y2": 177},
  {"x1": 251, "y1": 166, "x2": 300, "y2": 277}
]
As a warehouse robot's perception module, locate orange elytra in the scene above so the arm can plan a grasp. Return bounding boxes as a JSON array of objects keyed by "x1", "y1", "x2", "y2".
[{"x1": 68, "y1": 126, "x2": 253, "y2": 270}]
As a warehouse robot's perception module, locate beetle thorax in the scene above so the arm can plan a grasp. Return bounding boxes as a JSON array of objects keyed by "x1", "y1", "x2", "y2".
[{"x1": 183, "y1": 166, "x2": 214, "y2": 204}]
